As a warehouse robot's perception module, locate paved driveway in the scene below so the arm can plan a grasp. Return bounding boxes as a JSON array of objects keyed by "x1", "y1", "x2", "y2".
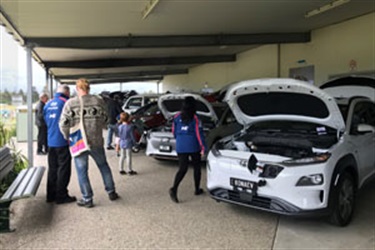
[{"x1": 1, "y1": 141, "x2": 374, "y2": 249}]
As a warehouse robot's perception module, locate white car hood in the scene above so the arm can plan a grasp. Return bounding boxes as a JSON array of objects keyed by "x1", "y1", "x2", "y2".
[
  {"x1": 224, "y1": 78, "x2": 345, "y2": 131},
  {"x1": 320, "y1": 76, "x2": 375, "y2": 102},
  {"x1": 158, "y1": 93, "x2": 218, "y2": 121}
]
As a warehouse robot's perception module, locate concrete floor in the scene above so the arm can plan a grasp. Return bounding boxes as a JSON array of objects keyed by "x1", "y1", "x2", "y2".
[{"x1": 0, "y1": 140, "x2": 374, "y2": 250}]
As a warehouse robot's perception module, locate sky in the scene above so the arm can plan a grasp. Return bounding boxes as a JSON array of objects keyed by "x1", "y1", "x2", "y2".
[{"x1": 0, "y1": 26, "x2": 159, "y2": 95}]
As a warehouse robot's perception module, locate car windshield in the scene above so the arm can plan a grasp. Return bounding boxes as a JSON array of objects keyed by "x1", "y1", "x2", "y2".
[{"x1": 132, "y1": 102, "x2": 159, "y2": 116}]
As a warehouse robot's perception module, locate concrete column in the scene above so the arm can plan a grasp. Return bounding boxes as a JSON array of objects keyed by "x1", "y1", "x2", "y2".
[{"x1": 26, "y1": 46, "x2": 33, "y2": 168}]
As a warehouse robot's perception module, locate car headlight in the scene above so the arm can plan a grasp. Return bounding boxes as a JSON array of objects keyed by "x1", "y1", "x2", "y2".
[
  {"x1": 296, "y1": 174, "x2": 324, "y2": 186},
  {"x1": 282, "y1": 153, "x2": 331, "y2": 166}
]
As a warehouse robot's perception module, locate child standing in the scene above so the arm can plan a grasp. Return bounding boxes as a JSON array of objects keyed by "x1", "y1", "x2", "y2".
[{"x1": 118, "y1": 112, "x2": 138, "y2": 175}]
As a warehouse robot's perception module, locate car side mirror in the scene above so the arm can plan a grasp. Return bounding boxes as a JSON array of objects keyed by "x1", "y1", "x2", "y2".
[{"x1": 357, "y1": 124, "x2": 375, "y2": 134}]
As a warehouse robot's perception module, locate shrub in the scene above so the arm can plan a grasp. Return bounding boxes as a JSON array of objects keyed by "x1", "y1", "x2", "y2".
[{"x1": 0, "y1": 122, "x2": 28, "y2": 197}]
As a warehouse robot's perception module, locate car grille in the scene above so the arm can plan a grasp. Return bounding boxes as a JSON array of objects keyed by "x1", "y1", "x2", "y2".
[
  {"x1": 228, "y1": 190, "x2": 271, "y2": 209},
  {"x1": 210, "y1": 188, "x2": 302, "y2": 215}
]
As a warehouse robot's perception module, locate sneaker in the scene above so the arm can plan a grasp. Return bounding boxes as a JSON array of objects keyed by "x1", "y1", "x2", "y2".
[
  {"x1": 108, "y1": 192, "x2": 119, "y2": 201},
  {"x1": 56, "y1": 195, "x2": 77, "y2": 204},
  {"x1": 119, "y1": 170, "x2": 127, "y2": 175},
  {"x1": 169, "y1": 188, "x2": 179, "y2": 203},
  {"x1": 106, "y1": 146, "x2": 115, "y2": 150},
  {"x1": 128, "y1": 170, "x2": 138, "y2": 175},
  {"x1": 77, "y1": 199, "x2": 94, "y2": 208},
  {"x1": 37, "y1": 151, "x2": 47, "y2": 155},
  {"x1": 195, "y1": 188, "x2": 204, "y2": 195}
]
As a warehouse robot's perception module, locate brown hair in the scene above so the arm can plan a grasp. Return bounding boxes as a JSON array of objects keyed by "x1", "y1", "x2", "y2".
[
  {"x1": 76, "y1": 78, "x2": 90, "y2": 92},
  {"x1": 119, "y1": 112, "x2": 130, "y2": 123}
]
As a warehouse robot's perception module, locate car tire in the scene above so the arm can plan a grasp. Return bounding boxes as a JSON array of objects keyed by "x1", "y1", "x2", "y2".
[
  {"x1": 132, "y1": 146, "x2": 140, "y2": 153},
  {"x1": 329, "y1": 171, "x2": 356, "y2": 227}
]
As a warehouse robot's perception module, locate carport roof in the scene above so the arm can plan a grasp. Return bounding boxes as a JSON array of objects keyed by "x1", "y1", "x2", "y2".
[{"x1": 0, "y1": 0, "x2": 374, "y2": 85}]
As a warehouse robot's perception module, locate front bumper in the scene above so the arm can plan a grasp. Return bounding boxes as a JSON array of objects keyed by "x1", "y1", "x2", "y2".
[
  {"x1": 209, "y1": 188, "x2": 330, "y2": 217},
  {"x1": 207, "y1": 152, "x2": 333, "y2": 215}
]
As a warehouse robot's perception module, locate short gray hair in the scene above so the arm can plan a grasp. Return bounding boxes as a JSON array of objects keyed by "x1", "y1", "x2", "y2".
[{"x1": 57, "y1": 84, "x2": 70, "y2": 94}]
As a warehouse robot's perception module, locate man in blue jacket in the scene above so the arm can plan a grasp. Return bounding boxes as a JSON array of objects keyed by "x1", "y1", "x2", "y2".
[{"x1": 44, "y1": 84, "x2": 76, "y2": 204}]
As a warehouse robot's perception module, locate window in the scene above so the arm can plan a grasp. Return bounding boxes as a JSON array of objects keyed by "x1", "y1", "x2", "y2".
[
  {"x1": 126, "y1": 97, "x2": 142, "y2": 109},
  {"x1": 350, "y1": 101, "x2": 375, "y2": 134}
]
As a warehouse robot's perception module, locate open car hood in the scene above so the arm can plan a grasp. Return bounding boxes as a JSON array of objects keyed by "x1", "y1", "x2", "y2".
[
  {"x1": 224, "y1": 78, "x2": 345, "y2": 131},
  {"x1": 158, "y1": 93, "x2": 218, "y2": 122},
  {"x1": 320, "y1": 76, "x2": 375, "y2": 102}
]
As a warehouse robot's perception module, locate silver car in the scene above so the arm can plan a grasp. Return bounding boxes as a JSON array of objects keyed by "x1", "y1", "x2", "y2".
[{"x1": 146, "y1": 93, "x2": 218, "y2": 160}]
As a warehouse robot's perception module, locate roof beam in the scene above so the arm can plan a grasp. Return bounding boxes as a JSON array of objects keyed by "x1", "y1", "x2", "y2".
[
  {"x1": 26, "y1": 33, "x2": 310, "y2": 49},
  {"x1": 61, "y1": 76, "x2": 163, "y2": 85},
  {"x1": 44, "y1": 55, "x2": 236, "y2": 69},
  {"x1": 55, "y1": 68, "x2": 188, "y2": 80}
]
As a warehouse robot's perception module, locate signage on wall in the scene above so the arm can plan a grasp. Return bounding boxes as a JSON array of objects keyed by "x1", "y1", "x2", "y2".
[{"x1": 289, "y1": 65, "x2": 315, "y2": 85}]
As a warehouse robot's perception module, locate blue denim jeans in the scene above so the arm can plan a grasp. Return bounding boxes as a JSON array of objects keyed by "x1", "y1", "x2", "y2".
[
  {"x1": 74, "y1": 146, "x2": 116, "y2": 201},
  {"x1": 106, "y1": 124, "x2": 117, "y2": 147}
]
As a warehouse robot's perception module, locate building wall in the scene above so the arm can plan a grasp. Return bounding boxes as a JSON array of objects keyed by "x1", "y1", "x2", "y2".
[
  {"x1": 163, "y1": 12, "x2": 374, "y2": 92},
  {"x1": 280, "y1": 12, "x2": 375, "y2": 86}
]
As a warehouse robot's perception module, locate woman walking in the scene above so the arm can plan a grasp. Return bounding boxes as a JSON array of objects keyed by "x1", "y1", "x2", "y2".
[{"x1": 169, "y1": 96, "x2": 206, "y2": 203}]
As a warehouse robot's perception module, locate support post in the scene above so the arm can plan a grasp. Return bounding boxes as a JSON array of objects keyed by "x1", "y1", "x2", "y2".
[
  {"x1": 26, "y1": 46, "x2": 33, "y2": 168},
  {"x1": 277, "y1": 44, "x2": 281, "y2": 78}
]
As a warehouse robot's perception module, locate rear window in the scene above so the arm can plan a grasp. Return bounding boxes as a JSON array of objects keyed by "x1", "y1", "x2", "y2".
[
  {"x1": 237, "y1": 93, "x2": 329, "y2": 118},
  {"x1": 162, "y1": 99, "x2": 210, "y2": 113}
]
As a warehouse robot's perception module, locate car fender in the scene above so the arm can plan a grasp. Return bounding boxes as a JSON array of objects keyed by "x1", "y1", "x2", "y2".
[{"x1": 328, "y1": 154, "x2": 358, "y2": 209}]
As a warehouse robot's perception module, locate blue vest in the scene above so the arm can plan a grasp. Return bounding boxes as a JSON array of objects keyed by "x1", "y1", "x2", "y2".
[
  {"x1": 172, "y1": 113, "x2": 206, "y2": 153},
  {"x1": 44, "y1": 93, "x2": 69, "y2": 147}
]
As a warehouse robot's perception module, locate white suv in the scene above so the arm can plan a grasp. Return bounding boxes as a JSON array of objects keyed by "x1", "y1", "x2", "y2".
[
  {"x1": 122, "y1": 94, "x2": 160, "y2": 114},
  {"x1": 207, "y1": 77, "x2": 375, "y2": 226}
]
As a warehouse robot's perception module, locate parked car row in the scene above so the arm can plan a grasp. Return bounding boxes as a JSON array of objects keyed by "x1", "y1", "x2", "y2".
[{"x1": 121, "y1": 76, "x2": 375, "y2": 226}]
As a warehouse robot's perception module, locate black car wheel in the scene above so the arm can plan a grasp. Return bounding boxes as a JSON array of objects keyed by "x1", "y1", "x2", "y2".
[
  {"x1": 329, "y1": 171, "x2": 355, "y2": 226},
  {"x1": 132, "y1": 145, "x2": 140, "y2": 153}
]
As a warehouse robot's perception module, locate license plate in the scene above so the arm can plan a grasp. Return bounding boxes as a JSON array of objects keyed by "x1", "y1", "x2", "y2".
[
  {"x1": 230, "y1": 178, "x2": 255, "y2": 189},
  {"x1": 159, "y1": 145, "x2": 171, "y2": 152}
]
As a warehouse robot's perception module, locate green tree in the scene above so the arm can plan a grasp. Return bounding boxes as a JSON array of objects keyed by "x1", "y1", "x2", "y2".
[
  {"x1": 32, "y1": 86, "x2": 39, "y2": 103},
  {"x1": 17, "y1": 89, "x2": 26, "y2": 103},
  {"x1": 0, "y1": 89, "x2": 12, "y2": 104}
]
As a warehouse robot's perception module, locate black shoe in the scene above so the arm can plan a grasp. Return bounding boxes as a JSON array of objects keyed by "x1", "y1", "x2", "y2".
[
  {"x1": 128, "y1": 170, "x2": 138, "y2": 175},
  {"x1": 37, "y1": 151, "x2": 47, "y2": 155},
  {"x1": 107, "y1": 146, "x2": 115, "y2": 150},
  {"x1": 77, "y1": 199, "x2": 94, "y2": 208},
  {"x1": 195, "y1": 188, "x2": 204, "y2": 195},
  {"x1": 56, "y1": 196, "x2": 77, "y2": 204},
  {"x1": 119, "y1": 170, "x2": 127, "y2": 175},
  {"x1": 169, "y1": 188, "x2": 179, "y2": 203},
  {"x1": 109, "y1": 192, "x2": 119, "y2": 201}
]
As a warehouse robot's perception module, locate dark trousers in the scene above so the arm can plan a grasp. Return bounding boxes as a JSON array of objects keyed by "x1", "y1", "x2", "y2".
[
  {"x1": 172, "y1": 152, "x2": 201, "y2": 192},
  {"x1": 37, "y1": 126, "x2": 48, "y2": 153},
  {"x1": 47, "y1": 146, "x2": 72, "y2": 202}
]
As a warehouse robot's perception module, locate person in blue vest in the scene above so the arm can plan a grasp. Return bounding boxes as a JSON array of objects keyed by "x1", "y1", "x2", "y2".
[
  {"x1": 169, "y1": 96, "x2": 206, "y2": 203},
  {"x1": 44, "y1": 84, "x2": 76, "y2": 204}
]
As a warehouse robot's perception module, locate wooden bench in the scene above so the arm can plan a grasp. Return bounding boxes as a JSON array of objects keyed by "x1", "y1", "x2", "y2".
[{"x1": 0, "y1": 147, "x2": 45, "y2": 233}]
